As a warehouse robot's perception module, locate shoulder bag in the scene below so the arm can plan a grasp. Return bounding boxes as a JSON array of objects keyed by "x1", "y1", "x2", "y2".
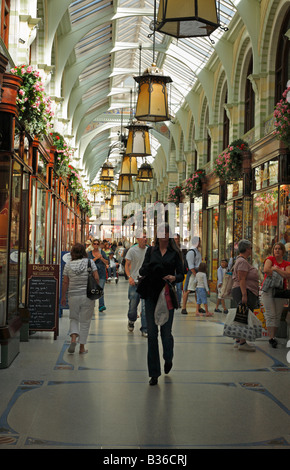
[{"x1": 87, "y1": 259, "x2": 103, "y2": 300}]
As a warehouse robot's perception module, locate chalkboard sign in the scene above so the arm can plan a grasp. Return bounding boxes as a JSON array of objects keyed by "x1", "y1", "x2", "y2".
[{"x1": 28, "y1": 264, "x2": 59, "y2": 339}]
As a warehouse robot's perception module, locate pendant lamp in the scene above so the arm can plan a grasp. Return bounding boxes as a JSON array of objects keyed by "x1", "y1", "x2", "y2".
[
  {"x1": 120, "y1": 155, "x2": 138, "y2": 176},
  {"x1": 117, "y1": 174, "x2": 134, "y2": 193},
  {"x1": 126, "y1": 120, "x2": 152, "y2": 157},
  {"x1": 134, "y1": 64, "x2": 172, "y2": 122},
  {"x1": 136, "y1": 162, "x2": 154, "y2": 181},
  {"x1": 100, "y1": 161, "x2": 114, "y2": 181},
  {"x1": 156, "y1": 0, "x2": 221, "y2": 38}
]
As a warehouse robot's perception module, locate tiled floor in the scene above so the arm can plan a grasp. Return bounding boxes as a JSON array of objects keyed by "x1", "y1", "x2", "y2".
[{"x1": 0, "y1": 277, "x2": 289, "y2": 449}]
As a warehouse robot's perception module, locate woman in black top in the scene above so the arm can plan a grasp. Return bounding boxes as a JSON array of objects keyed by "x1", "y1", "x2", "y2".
[{"x1": 139, "y1": 223, "x2": 184, "y2": 385}]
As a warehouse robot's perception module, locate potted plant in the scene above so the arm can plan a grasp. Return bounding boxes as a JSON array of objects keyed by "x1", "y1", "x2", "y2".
[
  {"x1": 273, "y1": 85, "x2": 290, "y2": 148},
  {"x1": 182, "y1": 169, "x2": 205, "y2": 198},
  {"x1": 213, "y1": 139, "x2": 249, "y2": 183},
  {"x1": 10, "y1": 64, "x2": 54, "y2": 138}
]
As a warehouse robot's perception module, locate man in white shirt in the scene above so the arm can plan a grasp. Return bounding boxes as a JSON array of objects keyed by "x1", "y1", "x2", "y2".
[
  {"x1": 181, "y1": 236, "x2": 202, "y2": 315},
  {"x1": 125, "y1": 233, "x2": 148, "y2": 336}
]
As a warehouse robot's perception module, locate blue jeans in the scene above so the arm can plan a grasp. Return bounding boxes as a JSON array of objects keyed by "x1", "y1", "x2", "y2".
[
  {"x1": 128, "y1": 284, "x2": 147, "y2": 332},
  {"x1": 175, "y1": 282, "x2": 182, "y2": 305},
  {"x1": 145, "y1": 296, "x2": 174, "y2": 378},
  {"x1": 98, "y1": 278, "x2": 106, "y2": 309},
  {"x1": 108, "y1": 266, "x2": 116, "y2": 277}
]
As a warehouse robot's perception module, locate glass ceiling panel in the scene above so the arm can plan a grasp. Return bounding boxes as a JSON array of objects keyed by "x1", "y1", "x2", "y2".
[
  {"x1": 69, "y1": 0, "x2": 113, "y2": 24},
  {"x1": 75, "y1": 23, "x2": 112, "y2": 57}
]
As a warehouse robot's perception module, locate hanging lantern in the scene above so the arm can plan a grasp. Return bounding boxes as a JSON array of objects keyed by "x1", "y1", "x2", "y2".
[
  {"x1": 120, "y1": 155, "x2": 138, "y2": 176},
  {"x1": 104, "y1": 196, "x2": 112, "y2": 209},
  {"x1": 99, "y1": 161, "x2": 114, "y2": 181},
  {"x1": 117, "y1": 174, "x2": 134, "y2": 193},
  {"x1": 110, "y1": 193, "x2": 119, "y2": 206},
  {"x1": 126, "y1": 120, "x2": 152, "y2": 157},
  {"x1": 134, "y1": 64, "x2": 172, "y2": 122},
  {"x1": 136, "y1": 162, "x2": 154, "y2": 182},
  {"x1": 156, "y1": 0, "x2": 220, "y2": 38}
]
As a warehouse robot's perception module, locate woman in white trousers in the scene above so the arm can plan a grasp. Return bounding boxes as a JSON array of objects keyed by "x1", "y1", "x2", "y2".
[
  {"x1": 61, "y1": 243, "x2": 99, "y2": 354},
  {"x1": 261, "y1": 242, "x2": 290, "y2": 348}
]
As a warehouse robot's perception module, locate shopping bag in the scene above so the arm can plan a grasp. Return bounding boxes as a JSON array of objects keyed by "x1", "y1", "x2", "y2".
[
  {"x1": 234, "y1": 303, "x2": 248, "y2": 324},
  {"x1": 223, "y1": 308, "x2": 262, "y2": 341},
  {"x1": 154, "y1": 287, "x2": 169, "y2": 326},
  {"x1": 220, "y1": 272, "x2": 233, "y2": 299},
  {"x1": 188, "y1": 273, "x2": 197, "y2": 292},
  {"x1": 166, "y1": 281, "x2": 179, "y2": 309}
]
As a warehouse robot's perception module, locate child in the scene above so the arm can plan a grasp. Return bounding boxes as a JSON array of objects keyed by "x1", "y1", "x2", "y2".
[
  {"x1": 215, "y1": 259, "x2": 229, "y2": 313},
  {"x1": 108, "y1": 252, "x2": 118, "y2": 281},
  {"x1": 195, "y1": 263, "x2": 213, "y2": 317}
]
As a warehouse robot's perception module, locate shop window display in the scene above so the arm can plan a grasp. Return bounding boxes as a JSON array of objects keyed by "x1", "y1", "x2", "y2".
[
  {"x1": 279, "y1": 185, "x2": 290, "y2": 260},
  {"x1": 34, "y1": 183, "x2": 47, "y2": 264},
  {"x1": 7, "y1": 161, "x2": 22, "y2": 318},
  {"x1": 252, "y1": 187, "x2": 279, "y2": 281}
]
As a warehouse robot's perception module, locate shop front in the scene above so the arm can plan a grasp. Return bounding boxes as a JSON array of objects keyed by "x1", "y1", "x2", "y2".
[{"x1": 251, "y1": 135, "x2": 290, "y2": 279}]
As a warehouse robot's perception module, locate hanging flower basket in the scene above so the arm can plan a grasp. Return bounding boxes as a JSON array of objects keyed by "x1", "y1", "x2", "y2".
[
  {"x1": 11, "y1": 65, "x2": 54, "y2": 138},
  {"x1": 51, "y1": 132, "x2": 74, "y2": 177},
  {"x1": 182, "y1": 169, "x2": 205, "y2": 198},
  {"x1": 213, "y1": 139, "x2": 249, "y2": 183},
  {"x1": 67, "y1": 165, "x2": 82, "y2": 196},
  {"x1": 168, "y1": 185, "x2": 184, "y2": 205},
  {"x1": 273, "y1": 85, "x2": 290, "y2": 148}
]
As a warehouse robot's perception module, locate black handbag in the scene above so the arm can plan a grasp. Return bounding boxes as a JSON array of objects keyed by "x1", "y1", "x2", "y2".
[
  {"x1": 166, "y1": 281, "x2": 179, "y2": 309},
  {"x1": 136, "y1": 275, "x2": 150, "y2": 299},
  {"x1": 234, "y1": 303, "x2": 248, "y2": 324},
  {"x1": 273, "y1": 288, "x2": 290, "y2": 298},
  {"x1": 87, "y1": 260, "x2": 103, "y2": 300}
]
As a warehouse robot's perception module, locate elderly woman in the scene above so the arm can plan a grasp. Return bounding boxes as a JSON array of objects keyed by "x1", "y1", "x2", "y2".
[
  {"x1": 61, "y1": 243, "x2": 99, "y2": 354},
  {"x1": 261, "y1": 242, "x2": 290, "y2": 348},
  {"x1": 231, "y1": 239, "x2": 259, "y2": 352}
]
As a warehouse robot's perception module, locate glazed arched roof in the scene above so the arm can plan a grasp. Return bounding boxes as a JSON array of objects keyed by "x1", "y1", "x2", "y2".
[{"x1": 53, "y1": 0, "x2": 238, "y2": 183}]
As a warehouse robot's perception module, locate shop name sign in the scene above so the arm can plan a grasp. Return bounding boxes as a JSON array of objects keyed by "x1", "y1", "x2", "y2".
[{"x1": 30, "y1": 265, "x2": 56, "y2": 274}]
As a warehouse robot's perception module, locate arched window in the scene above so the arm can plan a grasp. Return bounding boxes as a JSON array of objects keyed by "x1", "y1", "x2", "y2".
[
  {"x1": 0, "y1": 0, "x2": 10, "y2": 47},
  {"x1": 275, "y1": 8, "x2": 290, "y2": 101},
  {"x1": 223, "y1": 90, "x2": 229, "y2": 150},
  {"x1": 244, "y1": 56, "x2": 255, "y2": 133},
  {"x1": 207, "y1": 131, "x2": 211, "y2": 163}
]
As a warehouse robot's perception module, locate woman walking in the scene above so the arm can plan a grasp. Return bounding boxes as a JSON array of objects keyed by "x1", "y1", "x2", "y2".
[
  {"x1": 231, "y1": 239, "x2": 259, "y2": 352},
  {"x1": 261, "y1": 242, "x2": 290, "y2": 348},
  {"x1": 61, "y1": 243, "x2": 99, "y2": 354},
  {"x1": 139, "y1": 223, "x2": 184, "y2": 385}
]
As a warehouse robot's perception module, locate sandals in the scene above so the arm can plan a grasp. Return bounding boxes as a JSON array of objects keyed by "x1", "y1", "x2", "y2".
[{"x1": 68, "y1": 342, "x2": 77, "y2": 354}]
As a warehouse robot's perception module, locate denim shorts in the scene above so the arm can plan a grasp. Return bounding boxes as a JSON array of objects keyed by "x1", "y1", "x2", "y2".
[{"x1": 196, "y1": 287, "x2": 207, "y2": 305}]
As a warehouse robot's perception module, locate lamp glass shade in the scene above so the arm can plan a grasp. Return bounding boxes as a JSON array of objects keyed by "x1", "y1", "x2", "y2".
[
  {"x1": 137, "y1": 163, "x2": 153, "y2": 181},
  {"x1": 134, "y1": 66, "x2": 172, "y2": 122},
  {"x1": 156, "y1": 0, "x2": 220, "y2": 38},
  {"x1": 126, "y1": 122, "x2": 151, "y2": 157},
  {"x1": 120, "y1": 155, "x2": 138, "y2": 176},
  {"x1": 100, "y1": 162, "x2": 114, "y2": 181},
  {"x1": 117, "y1": 174, "x2": 134, "y2": 192}
]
